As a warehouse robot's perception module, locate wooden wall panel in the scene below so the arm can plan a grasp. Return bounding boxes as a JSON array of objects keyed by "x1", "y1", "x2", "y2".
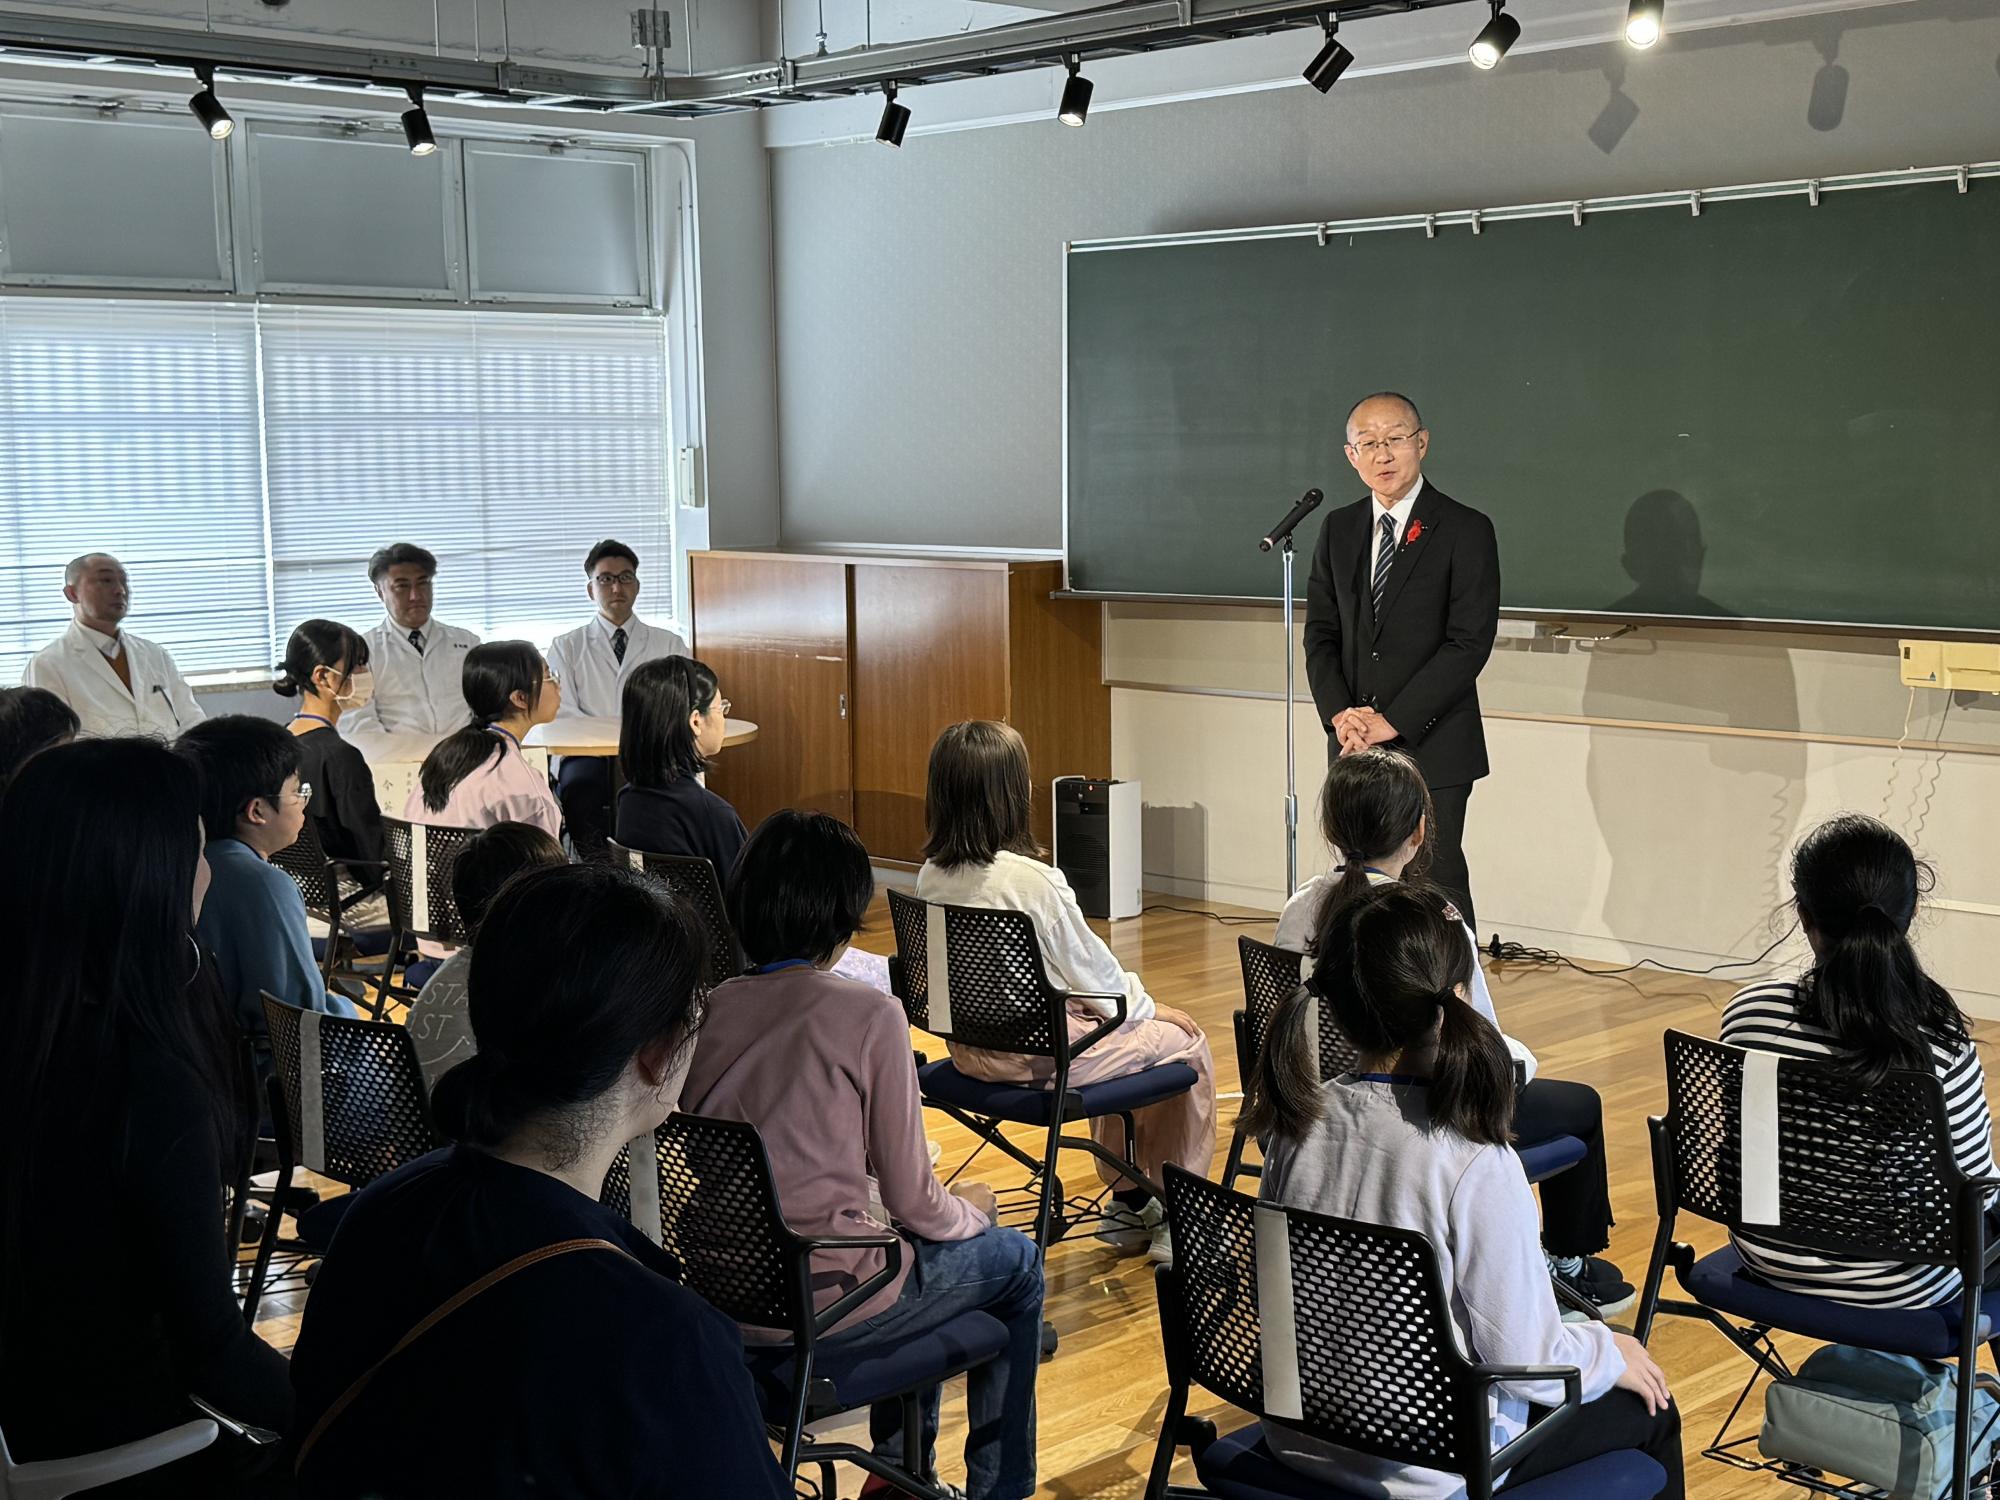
[
  {"x1": 689, "y1": 553, "x2": 852, "y2": 831},
  {"x1": 1008, "y1": 562, "x2": 1111, "y2": 854}
]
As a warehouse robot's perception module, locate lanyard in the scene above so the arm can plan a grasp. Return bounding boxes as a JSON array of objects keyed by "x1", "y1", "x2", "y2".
[
  {"x1": 1354, "y1": 1072, "x2": 1426, "y2": 1086},
  {"x1": 751, "y1": 959, "x2": 814, "y2": 975},
  {"x1": 485, "y1": 724, "x2": 521, "y2": 750},
  {"x1": 291, "y1": 713, "x2": 336, "y2": 731}
]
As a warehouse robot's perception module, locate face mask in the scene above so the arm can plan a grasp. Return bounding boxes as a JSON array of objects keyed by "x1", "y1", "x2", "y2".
[{"x1": 335, "y1": 668, "x2": 376, "y2": 710}]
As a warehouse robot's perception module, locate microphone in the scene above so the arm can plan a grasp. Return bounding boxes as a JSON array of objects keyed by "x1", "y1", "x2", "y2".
[{"x1": 1259, "y1": 488, "x2": 1324, "y2": 552}]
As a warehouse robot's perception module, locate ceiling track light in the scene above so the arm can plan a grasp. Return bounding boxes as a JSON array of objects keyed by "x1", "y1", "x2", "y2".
[
  {"x1": 187, "y1": 64, "x2": 233, "y2": 140},
  {"x1": 401, "y1": 83, "x2": 437, "y2": 155},
  {"x1": 1303, "y1": 12, "x2": 1356, "y2": 93},
  {"x1": 1058, "y1": 54, "x2": 1093, "y2": 127},
  {"x1": 1625, "y1": 0, "x2": 1665, "y2": 49},
  {"x1": 1468, "y1": 1, "x2": 1521, "y2": 69},
  {"x1": 876, "y1": 81, "x2": 909, "y2": 147}
]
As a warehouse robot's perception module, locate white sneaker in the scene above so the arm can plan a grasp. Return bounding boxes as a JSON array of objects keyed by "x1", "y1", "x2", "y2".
[
  {"x1": 1096, "y1": 1197, "x2": 1163, "y2": 1253},
  {"x1": 1148, "y1": 1216, "x2": 1174, "y2": 1266}
]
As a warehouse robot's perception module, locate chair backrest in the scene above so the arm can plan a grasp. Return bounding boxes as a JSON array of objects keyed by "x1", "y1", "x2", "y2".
[
  {"x1": 607, "y1": 841, "x2": 739, "y2": 991},
  {"x1": 885, "y1": 888, "x2": 1067, "y2": 1057},
  {"x1": 261, "y1": 993, "x2": 439, "y2": 1190},
  {"x1": 1659, "y1": 1028, "x2": 1968, "y2": 1264},
  {"x1": 599, "y1": 1112, "x2": 800, "y2": 1334},
  {"x1": 381, "y1": 818, "x2": 480, "y2": 945},
  {"x1": 270, "y1": 814, "x2": 339, "y2": 916},
  {"x1": 1238, "y1": 936, "x2": 1357, "y2": 1082},
  {"x1": 1162, "y1": 1167, "x2": 1493, "y2": 1484}
]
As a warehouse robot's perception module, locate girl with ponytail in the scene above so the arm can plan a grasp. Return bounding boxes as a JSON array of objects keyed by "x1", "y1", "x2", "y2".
[
  {"x1": 1723, "y1": 815, "x2": 1996, "y2": 1308},
  {"x1": 1247, "y1": 884, "x2": 1680, "y2": 1500},
  {"x1": 277, "y1": 618, "x2": 389, "y2": 912},
  {"x1": 1274, "y1": 748, "x2": 1633, "y2": 1316},
  {"x1": 406, "y1": 641, "x2": 563, "y2": 840}
]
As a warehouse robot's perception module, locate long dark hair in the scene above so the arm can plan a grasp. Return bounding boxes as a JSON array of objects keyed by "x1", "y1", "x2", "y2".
[
  {"x1": 1317, "y1": 749, "x2": 1434, "y2": 915},
  {"x1": 0, "y1": 741, "x2": 234, "y2": 1295},
  {"x1": 0, "y1": 685, "x2": 79, "y2": 795},
  {"x1": 1243, "y1": 884, "x2": 1512, "y2": 1148},
  {"x1": 1790, "y1": 814, "x2": 1965, "y2": 1085},
  {"x1": 275, "y1": 618, "x2": 369, "y2": 699},
  {"x1": 429, "y1": 863, "x2": 707, "y2": 1165},
  {"x1": 419, "y1": 641, "x2": 548, "y2": 813},
  {"x1": 922, "y1": 720, "x2": 1041, "y2": 868},
  {"x1": 619, "y1": 656, "x2": 718, "y2": 789}
]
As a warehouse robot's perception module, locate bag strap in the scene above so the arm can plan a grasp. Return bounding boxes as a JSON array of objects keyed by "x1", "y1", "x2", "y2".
[{"x1": 296, "y1": 1236, "x2": 635, "y2": 1474}]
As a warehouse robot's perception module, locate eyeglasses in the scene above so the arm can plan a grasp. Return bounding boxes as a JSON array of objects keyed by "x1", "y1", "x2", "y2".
[
  {"x1": 1348, "y1": 432, "x2": 1423, "y2": 458},
  {"x1": 591, "y1": 571, "x2": 639, "y2": 588},
  {"x1": 715, "y1": 698, "x2": 732, "y2": 718},
  {"x1": 268, "y1": 781, "x2": 313, "y2": 809}
]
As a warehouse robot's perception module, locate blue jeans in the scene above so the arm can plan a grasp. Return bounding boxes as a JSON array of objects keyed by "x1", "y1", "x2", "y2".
[{"x1": 821, "y1": 1225, "x2": 1043, "y2": 1500}]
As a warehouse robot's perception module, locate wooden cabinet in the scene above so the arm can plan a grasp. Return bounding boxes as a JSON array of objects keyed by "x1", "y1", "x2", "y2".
[{"x1": 690, "y1": 550, "x2": 1108, "y2": 865}]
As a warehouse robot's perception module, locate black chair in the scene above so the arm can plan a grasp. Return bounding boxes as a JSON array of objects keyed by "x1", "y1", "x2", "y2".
[
  {"x1": 1146, "y1": 1166, "x2": 1668, "y2": 1500},
  {"x1": 1635, "y1": 1029, "x2": 2000, "y2": 1500},
  {"x1": 601, "y1": 1112, "x2": 1007, "y2": 1497},
  {"x1": 374, "y1": 817, "x2": 482, "y2": 1014},
  {"x1": 885, "y1": 887, "x2": 1199, "y2": 1255},
  {"x1": 269, "y1": 813, "x2": 394, "y2": 992},
  {"x1": 607, "y1": 841, "x2": 742, "y2": 991},
  {"x1": 245, "y1": 993, "x2": 439, "y2": 1319}
]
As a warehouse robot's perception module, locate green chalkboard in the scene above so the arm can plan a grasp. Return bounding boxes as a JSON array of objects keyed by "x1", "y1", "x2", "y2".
[{"x1": 1064, "y1": 177, "x2": 2000, "y2": 633}]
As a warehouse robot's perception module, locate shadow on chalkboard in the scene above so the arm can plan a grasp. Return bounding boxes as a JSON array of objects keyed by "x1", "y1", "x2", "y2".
[{"x1": 1582, "y1": 491, "x2": 1807, "y2": 954}]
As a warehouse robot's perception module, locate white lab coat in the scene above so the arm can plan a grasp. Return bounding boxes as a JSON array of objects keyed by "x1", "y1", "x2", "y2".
[
  {"x1": 341, "y1": 617, "x2": 481, "y2": 736},
  {"x1": 23, "y1": 621, "x2": 205, "y2": 741},
  {"x1": 544, "y1": 614, "x2": 689, "y2": 719}
]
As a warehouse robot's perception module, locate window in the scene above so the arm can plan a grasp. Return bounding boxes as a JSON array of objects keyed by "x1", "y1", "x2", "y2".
[{"x1": 0, "y1": 296, "x2": 674, "y2": 684}]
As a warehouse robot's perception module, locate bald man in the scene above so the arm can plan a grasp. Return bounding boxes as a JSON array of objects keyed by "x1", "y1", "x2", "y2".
[
  {"x1": 23, "y1": 553, "x2": 205, "y2": 740},
  {"x1": 1302, "y1": 393, "x2": 1500, "y2": 931}
]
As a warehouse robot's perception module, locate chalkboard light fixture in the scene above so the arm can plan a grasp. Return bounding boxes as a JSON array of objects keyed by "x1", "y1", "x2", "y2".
[
  {"x1": 1626, "y1": 0, "x2": 1666, "y2": 49},
  {"x1": 1468, "y1": 1, "x2": 1522, "y2": 68},
  {"x1": 1303, "y1": 14, "x2": 1357, "y2": 93},
  {"x1": 1059, "y1": 55, "x2": 1094, "y2": 127},
  {"x1": 876, "y1": 82, "x2": 909, "y2": 148},
  {"x1": 186, "y1": 64, "x2": 234, "y2": 140},
  {"x1": 400, "y1": 84, "x2": 436, "y2": 156}
]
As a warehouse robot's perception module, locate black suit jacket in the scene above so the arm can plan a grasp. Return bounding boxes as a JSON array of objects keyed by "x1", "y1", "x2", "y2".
[{"x1": 1303, "y1": 483, "x2": 1501, "y2": 787}]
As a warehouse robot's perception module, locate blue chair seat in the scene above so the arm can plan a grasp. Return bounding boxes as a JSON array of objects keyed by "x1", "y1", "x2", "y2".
[
  {"x1": 1193, "y1": 1423, "x2": 1667, "y2": 1500},
  {"x1": 744, "y1": 1310, "x2": 1009, "y2": 1414},
  {"x1": 1683, "y1": 1246, "x2": 1994, "y2": 1359},
  {"x1": 917, "y1": 1059, "x2": 1199, "y2": 1125},
  {"x1": 311, "y1": 926, "x2": 399, "y2": 963},
  {"x1": 402, "y1": 957, "x2": 444, "y2": 991},
  {"x1": 1518, "y1": 1135, "x2": 1586, "y2": 1184}
]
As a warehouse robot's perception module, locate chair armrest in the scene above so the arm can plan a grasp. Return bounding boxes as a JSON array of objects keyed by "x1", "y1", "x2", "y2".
[
  {"x1": 1064, "y1": 990, "x2": 1130, "y2": 1060},
  {"x1": 12, "y1": 1419, "x2": 220, "y2": 1489},
  {"x1": 1479, "y1": 1364, "x2": 1582, "y2": 1476},
  {"x1": 802, "y1": 1231, "x2": 905, "y2": 1336}
]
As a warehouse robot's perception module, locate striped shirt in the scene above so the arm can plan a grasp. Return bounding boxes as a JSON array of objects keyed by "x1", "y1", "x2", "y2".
[{"x1": 1720, "y1": 977, "x2": 1997, "y2": 1308}]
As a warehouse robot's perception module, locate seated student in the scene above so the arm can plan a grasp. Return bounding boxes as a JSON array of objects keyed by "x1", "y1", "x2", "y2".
[
  {"x1": 613, "y1": 656, "x2": 746, "y2": 877},
  {"x1": 545, "y1": 539, "x2": 690, "y2": 860},
  {"x1": 276, "y1": 618, "x2": 389, "y2": 926},
  {"x1": 405, "y1": 640, "x2": 563, "y2": 839},
  {"x1": 1275, "y1": 748, "x2": 1631, "y2": 1314},
  {"x1": 915, "y1": 719, "x2": 1216, "y2": 1265},
  {"x1": 1248, "y1": 883, "x2": 1681, "y2": 1500},
  {"x1": 177, "y1": 715, "x2": 360, "y2": 1029},
  {"x1": 288, "y1": 864, "x2": 789, "y2": 1499},
  {"x1": 405, "y1": 822, "x2": 568, "y2": 1089},
  {"x1": 682, "y1": 810, "x2": 1043, "y2": 1500},
  {"x1": 0, "y1": 739, "x2": 293, "y2": 1488},
  {"x1": 1723, "y1": 814, "x2": 1998, "y2": 1309},
  {"x1": 0, "y1": 684, "x2": 79, "y2": 794}
]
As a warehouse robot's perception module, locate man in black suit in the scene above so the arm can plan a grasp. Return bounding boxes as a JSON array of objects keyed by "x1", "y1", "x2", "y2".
[{"x1": 1303, "y1": 392, "x2": 1501, "y2": 932}]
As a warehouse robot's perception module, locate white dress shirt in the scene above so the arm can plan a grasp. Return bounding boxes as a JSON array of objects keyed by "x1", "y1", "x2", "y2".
[
  {"x1": 342, "y1": 616, "x2": 481, "y2": 736},
  {"x1": 23, "y1": 620, "x2": 205, "y2": 740},
  {"x1": 1370, "y1": 475, "x2": 1426, "y2": 556},
  {"x1": 544, "y1": 613, "x2": 689, "y2": 719}
]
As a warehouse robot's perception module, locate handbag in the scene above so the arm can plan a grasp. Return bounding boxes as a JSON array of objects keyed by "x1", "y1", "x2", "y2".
[{"x1": 1760, "y1": 1344, "x2": 2000, "y2": 1500}]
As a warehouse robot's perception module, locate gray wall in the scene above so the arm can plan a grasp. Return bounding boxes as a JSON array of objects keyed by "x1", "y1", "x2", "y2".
[{"x1": 768, "y1": 0, "x2": 2000, "y2": 548}]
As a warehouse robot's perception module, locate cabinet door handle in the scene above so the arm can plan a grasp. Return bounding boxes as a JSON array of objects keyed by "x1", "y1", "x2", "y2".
[{"x1": 839, "y1": 693, "x2": 848, "y2": 720}]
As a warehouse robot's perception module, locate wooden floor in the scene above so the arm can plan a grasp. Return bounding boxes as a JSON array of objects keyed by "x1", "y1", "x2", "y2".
[{"x1": 247, "y1": 895, "x2": 2000, "y2": 1498}]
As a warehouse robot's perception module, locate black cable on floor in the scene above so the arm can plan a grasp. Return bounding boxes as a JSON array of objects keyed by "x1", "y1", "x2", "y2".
[{"x1": 1485, "y1": 923, "x2": 1798, "y2": 980}]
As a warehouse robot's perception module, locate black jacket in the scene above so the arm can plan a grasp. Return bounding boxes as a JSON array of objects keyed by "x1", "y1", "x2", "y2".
[{"x1": 1303, "y1": 483, "x2": 1501, "y2": 787}]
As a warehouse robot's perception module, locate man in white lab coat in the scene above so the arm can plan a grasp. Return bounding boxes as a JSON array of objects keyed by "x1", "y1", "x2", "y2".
[
  {"x1": 341, "y1": 543, "x2": 480, "y2": 736},
  {"x1": 543, "y1": 538, "x2": 689, "y2": 858},
  {"x1": 24, "y1": 553, "x2": 205, "y2": 740}
]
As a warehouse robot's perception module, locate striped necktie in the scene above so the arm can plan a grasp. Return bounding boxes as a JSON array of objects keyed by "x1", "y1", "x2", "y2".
[
  {"x1": 612, "y1": 627, "x2": 628, "y2": 666},
  {"x1": 1371, "y1": 512, "x2": 1398, "y2": 625},
  {"x1": 407, "y1": 627, "x2": 425, "y2": 656}
]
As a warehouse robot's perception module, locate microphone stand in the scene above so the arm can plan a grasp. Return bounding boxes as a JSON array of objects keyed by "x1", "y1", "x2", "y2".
[{"x1": 1260, "y1": 486, "x2": 1321, "y2": 898}]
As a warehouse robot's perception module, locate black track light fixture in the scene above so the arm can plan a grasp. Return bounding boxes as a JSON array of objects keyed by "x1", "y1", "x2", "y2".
[
  {"x1": 1468, "y1": 1, "x2": 1521, "y2": 69},
  {"x1": 187, "y1": 65, "x2": 233, "y2": 140},
  {"x1": 1625, "y1": 0, "x2": 1664, "y2": 48},
  {"x1": 876, "y1": 82, "x2": 910, "y2": 147},
  {"x1": 401, "y1": 84, "x2": 437, "y2": 156},
  {"x1": 1303, "y1": 14, "x2": 1356, "y2": 93},
  {"x1": 1058, "y1": 54, "x2": 1093, "y2": 127}
]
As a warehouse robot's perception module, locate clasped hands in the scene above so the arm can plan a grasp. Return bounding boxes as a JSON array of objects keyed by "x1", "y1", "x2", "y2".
[{"x1": 1331, "y1": 706, "x2": 1398, "y2": 756}]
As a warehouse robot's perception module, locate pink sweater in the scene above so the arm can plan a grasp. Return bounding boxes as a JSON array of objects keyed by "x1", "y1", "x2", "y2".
[{"x1": 678, "y1": 964, "x2": 988, "y2": 1331}]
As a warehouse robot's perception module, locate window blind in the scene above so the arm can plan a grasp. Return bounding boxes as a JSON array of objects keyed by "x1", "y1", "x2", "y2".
[{"x1": 0, "y1": 297, "x2": 268, "y2": 682}]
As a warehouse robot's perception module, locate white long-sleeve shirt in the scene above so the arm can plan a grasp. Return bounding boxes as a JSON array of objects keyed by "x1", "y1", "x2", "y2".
[
  {"x1": 23, "y1": 621, "x2": 204, "y2": 740},
  {"x1": 342, "y1": 617, "x2": 481, "y2": 736},
  {"x1": 1260, "y1": 1076, "x2": 1624, "y2": 1500},
  {"x1": 915, "y1": 849, "x2": 1155, "y2": 1023},
  {"x1": 544, "y1": 614, "x2": 688, "y2": 719}
]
